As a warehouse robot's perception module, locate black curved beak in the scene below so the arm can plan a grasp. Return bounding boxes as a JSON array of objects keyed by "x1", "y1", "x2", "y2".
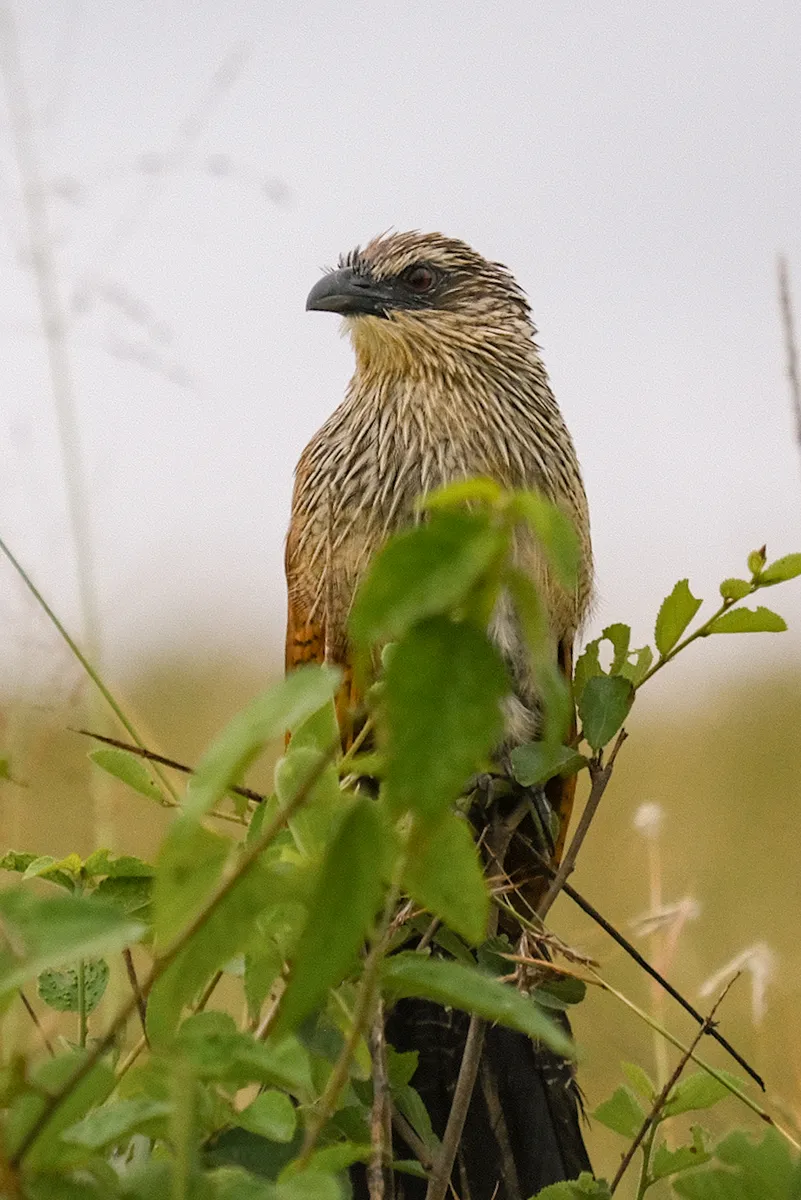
[{"x1": 306, "y1": 267, "x2": 393, "y2": 318}]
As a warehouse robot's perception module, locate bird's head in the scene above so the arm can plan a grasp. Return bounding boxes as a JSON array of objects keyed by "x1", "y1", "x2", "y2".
[{"x1": 306, "y1": 231, "x2": 536, "y2": 376}]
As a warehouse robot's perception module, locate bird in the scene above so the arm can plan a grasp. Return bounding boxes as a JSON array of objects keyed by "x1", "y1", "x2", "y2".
[{"x1": 285, "y1": 231, "x2": 594, "y2": 1198}]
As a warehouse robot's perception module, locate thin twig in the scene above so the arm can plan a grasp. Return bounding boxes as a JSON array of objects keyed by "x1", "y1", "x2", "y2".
[
  {"x1": 74, "y1": 728, "x2": 264, "y2": 805},
  {"x1": 369, "y1": 998, "x2": 393, "y2": 1200},
  {"x1": 609, "y1": 975, "x2": 740, "y2": 1193},
  {"x1": 537, "y1": 729, "x2": 628, "y2": 919},
  {"x1": 193, "y1": 970, "x2": 224, "y2": 1015},
  {"x1": 122, "y1": 949, "x2": 148, "y2": 1044},
  {"x1": 425, "y1": 1016, "x2": 486, "y2": 1200},
  {"x1": 9, "y1": 742, "x2": 338, "y2": 1169},
  {"x1": 116, "y1": 1034, "x2": 146, "y2": 1081},
  {"x1": 778, "y1": 256, "x2": 801, "y2": 460},
  {"x1": 17, "y1": 990, "x2": 55, "y2": 1057}
]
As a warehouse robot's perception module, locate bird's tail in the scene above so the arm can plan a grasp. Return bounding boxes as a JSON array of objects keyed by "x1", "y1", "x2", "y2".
[{"x1": 379, "y1": 997, "x2": 591, "y2": 1200}]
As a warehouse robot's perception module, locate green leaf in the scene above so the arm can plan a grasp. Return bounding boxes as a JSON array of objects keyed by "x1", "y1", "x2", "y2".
[
  {"x1": 510, "y1": 741, "x2": 587, "y2": 787},
  {"x1": 82, "y1": 850, "x2": 154, "y2": 879},
  {"x1": 38, "y1": 958, "x2": 109, "y2": 1014},
  {"x1": 578, "y1": 675, "x2": 633, "y2": 751},
  {"x1": 0, "y1": 890, "x2": 144, "y2": 994},
  {"x1": 204, "y1": 1127, "x2": 301, "y2": 1182},
  {"x1": 650, "y1": 1126, "x2": 711, "y2": 1181},
  {"x1": 747, "y1": 546, "x2": 767, "y2": 576},
  {"x1": 349, "y1": 511, "x2": 504, "y2": 650},
  {"x1": 393, "y1": 1084, "x2": 441, "y2": 1153},
  {"x1": 0, "y1": 850, "x2": 38, "y2": 875},
  {"x1": 290, "y1": 1144, "x2": 372, "y2": 1175},
  {"x1": 573, "y1": 639, "x2": 602, "y2": 703},
  {"x1": 591, "y1": 1086, "x2": 644, "y2": 1137},
  {"x1": 403, "y1": 811, "x2": 489, "y2": 945},
  {"x1": 760, "y1": 552, "x2": 801, "y2": 585},
  {"x1": 5, "y1": 1052, "x2": 115, "y2": 1169},
  {"x1": 187, "y1": 666, "x2": 341, "y2": 817},
  {"x1": 719, "y1": 577, "x2": 752, "y2": 601},
  {"x1": 146, "y1": 858, "x2": 282, "y2": 1045},
  {"x1": 93, "y1": 875, "x2": 152, "y2": 917},
  {"x1": 89, "y1": 748, "x2": 163, "y2": 803},
  {"x1": 533, "y1": 1174, "x2": 612, "y2": 1198},
  {"x1": 706, "y1": 606, "x2": 787, "y2": 634},
  {"x1": 511, "y1": 492, "x2": 581, "y2": 590},
  {"x1": 176, "y1": 1013, "x2": 312, "y2": 1095},
  {"x1": 238, "y1": 1091, "x2": 297, "y2": 1143},
  {"x1": 672, "y1": 1128, "x2": 799, "y2": 1200},
  {"x1": 662, "y1": 1068, "x2": 743, "y2": 1117},
  {"x1": 276, "y1": 1171, "x2": 343, "y2": 1200},
  {"x1": 601, "y1": 624, "x2": 631, "y2": 674},
  {"x1": 655, "y1": 579, "x2": 703, "y2": 656},
  {"x1": 384, "y1": 617, "x2": 507, "y2": 822},
  {"x1": 61, "y1": 1096, "x2": 172, "y2": 1150},
  {"x1": 274, "y1": 747, "x2": 342, "y2": 861},
  {"x1": 419, "y1": 477, "x2": 505, "y2": 510},
  {"x1": 620, "y1": 1061, "x2": 656, "y2": 1100},
  {"x1": 381, "y1": 953, "x2": 574, "y2": 1055},
  {"x1": 386, "y1": 1048, "x2": 418, "y2": 1088},
  {"x1": 533, "y1": 974, "x2": 587, "y2": 1009},
  {"x1": 275, "y1": 797, "x2": 385, "y2": 1036},
  {"x1": 618, "y1": 644, "x2": 653, "y2": 688},
  {"x1": 506, "y1": 567, "x2": 550, "y2": 659},
  {"x1": 152, "y1": 819, "x2": 230, "y2": 946}
]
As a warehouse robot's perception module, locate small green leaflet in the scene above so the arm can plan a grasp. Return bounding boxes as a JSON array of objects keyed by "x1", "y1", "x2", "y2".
[
  {"x1": 759, "y1": 552, "x2": 801, "y2": 585},
  {"x1": 655, "y1": 579, "x2": 702, "y2": 656},
  {"x1": 381, "y1": 953, "x2": 573, "y2": 1056},
  {"x1": 707, "y1": 606, "x2": 787, "y2": 634},
  {"x1": 349, "y1": 510, "x2": 504, "y2": 651},
  {"x1": 403, "y1": 811, "x2": 489, "y2": 945},
  {"x1": 591, "y1": 1085, "x2": 644, "y2": 1138},
  {"x1": 510, "y1": 741, "x2": 587, "y2": 788},
  {"x1": 89, "y1": 748, "x2": 163, "y2": 803},
  {"x1": 578, "y1": 675, "x2": 633, "y2": 751},
  {"x1": 38, "y1": 958, "x2": 109, "y2": 1014}
]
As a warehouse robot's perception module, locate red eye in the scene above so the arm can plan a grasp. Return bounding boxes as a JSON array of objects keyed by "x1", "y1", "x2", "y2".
[{"x1": 406, "y1": 265, "x2": 435, "y2": 293}]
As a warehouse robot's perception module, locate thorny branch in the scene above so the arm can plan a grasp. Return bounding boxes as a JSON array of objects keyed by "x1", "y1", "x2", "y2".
[{"x1": 609, "y1": 975, "x2": 740, "y2": 1194}]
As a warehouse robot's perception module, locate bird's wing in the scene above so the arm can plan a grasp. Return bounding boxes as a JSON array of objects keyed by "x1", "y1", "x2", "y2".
[{"x1": 285, "y1": 538, "x2": 361, "y2": 747}]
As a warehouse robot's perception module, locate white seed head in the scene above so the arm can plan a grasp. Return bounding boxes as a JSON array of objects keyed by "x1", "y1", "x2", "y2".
[{"x1": 633, "y1": 801, "x2": 664, "y2": 838}]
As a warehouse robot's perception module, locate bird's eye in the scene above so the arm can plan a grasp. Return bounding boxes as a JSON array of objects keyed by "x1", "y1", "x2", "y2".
[{"x1": 405, "y1": 265, "x2": 436, "y2": 293}]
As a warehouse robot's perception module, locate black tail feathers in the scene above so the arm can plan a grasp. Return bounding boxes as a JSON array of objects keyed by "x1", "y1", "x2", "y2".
[{"x1": 353, "y1": 997, "x2": 591, "y2": 1200}]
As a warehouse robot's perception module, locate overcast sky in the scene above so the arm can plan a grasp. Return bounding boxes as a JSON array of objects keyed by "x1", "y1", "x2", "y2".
[{"x1": 1, "y1": 0, "x2": 800, "y2": 696}]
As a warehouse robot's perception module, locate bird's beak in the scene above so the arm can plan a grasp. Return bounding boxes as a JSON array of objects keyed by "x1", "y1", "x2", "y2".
[{"x1": 306, "y1": 267, "x2": 392, "y2": 318}]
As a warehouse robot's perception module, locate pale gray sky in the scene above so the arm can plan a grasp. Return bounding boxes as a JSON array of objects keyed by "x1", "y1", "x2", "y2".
[{"x1": 2, "y1": 0, "x2": 800, "y2": 695}]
